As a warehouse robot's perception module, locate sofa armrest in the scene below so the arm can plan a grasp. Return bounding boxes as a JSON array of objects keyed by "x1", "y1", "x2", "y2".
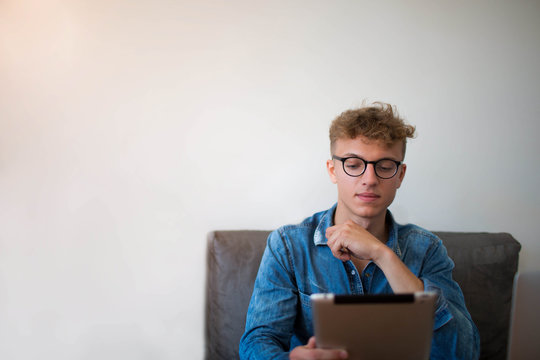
[
  {"x1": 435, "y1": 232, "x2": 521, "y2": 360},
  {"x1": 205, "y1": 230, "x2": 270, "y2": 360}
]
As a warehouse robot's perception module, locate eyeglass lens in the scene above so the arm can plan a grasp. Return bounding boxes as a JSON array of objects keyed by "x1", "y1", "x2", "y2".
[{"x1": 342, "y1": 158, "x2": 398, "y2": 178}]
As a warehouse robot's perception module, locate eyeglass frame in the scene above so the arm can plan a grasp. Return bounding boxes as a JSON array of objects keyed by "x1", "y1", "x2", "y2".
[{"x1": 331, "y1": 155, "x2": 403, "y2": 179}]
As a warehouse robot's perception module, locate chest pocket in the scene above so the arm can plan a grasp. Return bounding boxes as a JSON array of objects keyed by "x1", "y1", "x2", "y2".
[{"x1": 298, "y1": 291, "x2": 314, "y2": 337}]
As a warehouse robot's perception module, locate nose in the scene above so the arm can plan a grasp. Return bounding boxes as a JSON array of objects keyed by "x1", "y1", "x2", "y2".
[{"x1": 361, "y1": 163, "x2": 379, "y2": 185}]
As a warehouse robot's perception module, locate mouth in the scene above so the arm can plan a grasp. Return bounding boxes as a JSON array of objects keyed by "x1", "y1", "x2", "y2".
[{"x1": 356, "y1": 192, "x2": 380, "y2": 202}]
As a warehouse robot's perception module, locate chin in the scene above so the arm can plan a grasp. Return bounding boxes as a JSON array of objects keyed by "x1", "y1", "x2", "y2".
[
  {"x1": 348, "y1": 204, "x2": 383, "y2": 220},
  {"x1": 354, "y1": 209, "x2": 380, "y2": 219}
]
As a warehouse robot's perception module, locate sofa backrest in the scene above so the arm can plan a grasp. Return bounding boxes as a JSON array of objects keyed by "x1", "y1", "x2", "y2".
[{"x1": 205, "y1": 230, "x2": 520, "y2": 360}]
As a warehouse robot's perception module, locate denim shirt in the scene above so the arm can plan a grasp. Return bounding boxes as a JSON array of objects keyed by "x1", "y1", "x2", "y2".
[{"x1": 239, "y1": 205, "x2": 480, "y2": 360}]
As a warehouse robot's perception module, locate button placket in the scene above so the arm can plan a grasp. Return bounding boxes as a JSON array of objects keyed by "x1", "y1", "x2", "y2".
[
  {"x1": 344, "y1": 261, "x2": 363, "y2": 294},
  {"x1": 361, "y1": 264, "x2": 375, "y2": 292}
]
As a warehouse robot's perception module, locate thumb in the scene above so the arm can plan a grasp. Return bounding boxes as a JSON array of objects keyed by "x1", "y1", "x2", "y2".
[{"x1": 306, "y1": 336, "x2": 317, "y2": 349}]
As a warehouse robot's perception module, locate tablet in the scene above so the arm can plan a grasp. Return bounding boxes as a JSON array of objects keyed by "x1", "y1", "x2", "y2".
[{"x1": 311, "y1": 292, "x2": 437, "y2": 360}]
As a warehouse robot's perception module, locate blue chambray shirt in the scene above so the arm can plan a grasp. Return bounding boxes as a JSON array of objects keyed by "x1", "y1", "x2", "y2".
[{"x1": 239, "y1": 205, "x2": 480, "y2": 360}]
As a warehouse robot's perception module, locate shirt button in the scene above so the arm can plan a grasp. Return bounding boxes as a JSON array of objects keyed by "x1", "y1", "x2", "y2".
[
  {"x1": 351, "y1": 270, "x2": 356, "y2": 275},
  {"x1": 365, "y1": 273, "x2": 370, "y2": 277}
]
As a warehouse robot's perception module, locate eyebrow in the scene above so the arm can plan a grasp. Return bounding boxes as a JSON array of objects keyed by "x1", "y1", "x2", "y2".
[{"x1": 339, "y1": 153, "x2": 402, "y2": 162}]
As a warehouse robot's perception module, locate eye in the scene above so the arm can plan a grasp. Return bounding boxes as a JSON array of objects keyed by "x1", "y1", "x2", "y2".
[
  {"x1": 376, "y1": 160, "x2": 397, "y2": 173},
  {"x1": 343, "y1": 158, "x2": 365, "y2": 175},
  {"x1": 344, "y1": 158, "x2": 362, "y2": 168}
]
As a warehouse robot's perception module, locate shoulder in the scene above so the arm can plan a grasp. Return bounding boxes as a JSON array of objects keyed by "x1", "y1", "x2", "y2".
[
  {"x1": 269, "y1": 207, "x2": 331, "y2": 246},
  {"x1": 396, "y1": 223, "x2": 443, "y2": 252},
  {"x1": 397, "y1": 223, "x2": 439, "y2": 241},
  {"x1": 394, "y1": 222, "x2": 455, "y2": 271}
]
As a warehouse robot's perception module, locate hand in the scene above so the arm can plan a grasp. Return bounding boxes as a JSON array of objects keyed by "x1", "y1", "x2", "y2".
[
  {"x1": 325, "y1": 220, "x2": 385, "y2": 263},
  {"x1": 327, "y1": 221, "x2": 424, "y2": 293},
  {"x1": 289, "y1": 337, "x2": 348, "y2": 360}
]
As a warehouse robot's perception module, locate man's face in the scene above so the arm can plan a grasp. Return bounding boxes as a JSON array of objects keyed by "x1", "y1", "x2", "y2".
[{"x1": 327, "y1": 136, "x2": 406, "y2": 222}]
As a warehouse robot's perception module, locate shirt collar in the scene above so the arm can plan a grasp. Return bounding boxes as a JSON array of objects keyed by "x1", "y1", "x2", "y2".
[
  {"x1": 313, "y1": 204, "x2": 402, "y2": 258},
  {"x1": 314, "y1": 203, "x2": 337, "y2": 245},
  {"x1": 385, "y1": 210, "x2": 402, "y2": 257}
]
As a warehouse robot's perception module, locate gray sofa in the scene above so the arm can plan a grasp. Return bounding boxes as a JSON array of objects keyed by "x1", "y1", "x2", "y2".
[{"x1": 205, "y1": 230, "x2": 520, "y2": 360}]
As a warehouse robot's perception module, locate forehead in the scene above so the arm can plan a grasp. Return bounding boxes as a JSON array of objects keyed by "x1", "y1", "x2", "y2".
[{"x1": 333, "y1": 136, "x2": 404, "y2": 160}]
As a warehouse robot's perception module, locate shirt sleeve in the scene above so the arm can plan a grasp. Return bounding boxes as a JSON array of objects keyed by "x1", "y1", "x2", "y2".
[
  {"x1": 420, "y1": 238, "x2": 481, "y2": 360},
  {"x1": 239, "y1": 230, "x2": 298, "y2": 360}
]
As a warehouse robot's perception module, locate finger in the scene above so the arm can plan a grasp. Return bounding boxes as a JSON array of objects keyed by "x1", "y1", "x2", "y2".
[
  {"x1": 325, "y1": 226, "x2": 336, "y2": 239},
  {"x1": 339, "y1": 248, "x2": 352, "y2": 260},
  {"x1": 306, "y1": 336, "x2": 316, "y2": 348},
  {"x1": 336, "y1": 251, "x2": 351, "y2": 262},
  {"x1": 326, "y1": 225, "x2": 344, "y2": 244},
  {"x1": 326, "y1": 228, "x2": 353, "y2": 262},
  {"x1": 327, "y1": 230, "x2": 346, "y2": 252},
  {"x1": 328, "y1": 242, "x2": 351, "y2": 262},
  {"x1": 325, "y1": 229, "x2": 337, "y2": 247},
  {"x1": 313, "y1": 349, "x2": 349, "y2": 359}
]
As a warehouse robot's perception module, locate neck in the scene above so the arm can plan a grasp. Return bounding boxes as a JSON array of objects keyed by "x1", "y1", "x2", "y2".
[{"x1": 334, "y1": 205, "x2": 389, "y2": 243}]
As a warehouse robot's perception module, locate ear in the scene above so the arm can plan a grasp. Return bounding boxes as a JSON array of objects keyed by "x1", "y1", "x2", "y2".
[
  {"x1": 327, "y1": 159, "x2": 338, "y2": 184},
  {"x1": 396, "y1": 163, "x2": 407, "y2": 188}
]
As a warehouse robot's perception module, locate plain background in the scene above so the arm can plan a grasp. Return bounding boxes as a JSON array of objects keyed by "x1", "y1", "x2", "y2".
[{"x1": 1, "y1": 0, "x2": 539, "y2": 359}]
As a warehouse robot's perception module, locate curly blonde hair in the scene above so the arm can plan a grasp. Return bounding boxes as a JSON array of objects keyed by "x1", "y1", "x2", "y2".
[{"x1": 329, "y1": 102, "x2": 416, "y2": 157}]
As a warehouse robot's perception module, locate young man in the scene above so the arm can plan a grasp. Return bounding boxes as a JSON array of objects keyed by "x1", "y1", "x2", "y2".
[{"x1": 239, "y1": 103, "x2": 480, "y2": 360}]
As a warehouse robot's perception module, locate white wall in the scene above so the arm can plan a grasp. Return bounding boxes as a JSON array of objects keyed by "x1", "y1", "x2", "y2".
[{"x1": 1, "y1": 0, "x2": 539, "y2": 359}]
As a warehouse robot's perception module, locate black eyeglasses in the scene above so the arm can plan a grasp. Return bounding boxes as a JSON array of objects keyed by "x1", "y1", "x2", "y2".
[{"x1": 332, "y1": 155, "x2": 402, "y2": 179}]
